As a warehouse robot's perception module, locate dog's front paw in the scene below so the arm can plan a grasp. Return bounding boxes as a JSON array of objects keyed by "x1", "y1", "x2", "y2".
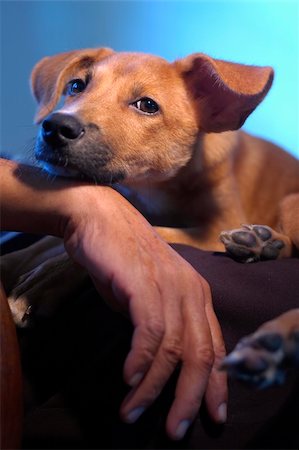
[
  {"x1": 220, "y1": 333, "x2": 287, "y2": 388},
  {"x1": 221, "y1": 309, "x2": 299, "y2": 388},
  {"x1": 220, "y1": 224, "x2": 292, "y2": 263}
]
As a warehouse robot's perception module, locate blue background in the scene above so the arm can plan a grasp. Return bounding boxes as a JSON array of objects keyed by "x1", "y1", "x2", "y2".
[{"x1": 1, "y1": 0, "x2": 298, "y2": 160}]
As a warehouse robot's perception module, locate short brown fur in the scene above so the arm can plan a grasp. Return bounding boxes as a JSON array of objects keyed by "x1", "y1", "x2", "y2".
[{"x1": 2, "y1": 49, "x2": 299, "y2": 378}]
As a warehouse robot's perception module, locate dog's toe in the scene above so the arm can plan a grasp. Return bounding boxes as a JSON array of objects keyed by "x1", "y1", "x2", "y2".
[
  {"x1": 224, "y1": 242, "x2": 257, "y2": 262},
  {"x1": 255, "y1": 333, "x2": 283, "y2": 352}
]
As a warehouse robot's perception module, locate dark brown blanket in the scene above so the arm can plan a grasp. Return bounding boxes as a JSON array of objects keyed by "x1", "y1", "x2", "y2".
[{"x1": 3, "y1": 236, "x2": 299, "y2": 449}]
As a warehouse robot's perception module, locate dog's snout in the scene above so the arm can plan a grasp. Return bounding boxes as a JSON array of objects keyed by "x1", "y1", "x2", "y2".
[{"x1": 42, "y1": 113, "x2": 84, "y2": 144}]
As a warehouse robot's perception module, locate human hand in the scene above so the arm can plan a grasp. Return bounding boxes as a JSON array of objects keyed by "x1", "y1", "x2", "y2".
[{"x1": 62, "y1": 186, "x2": 228, "y2": 440}]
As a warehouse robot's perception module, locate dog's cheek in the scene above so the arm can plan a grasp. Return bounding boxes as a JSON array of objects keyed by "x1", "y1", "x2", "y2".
[{"x1": 107, "y1": 117, "x2": 196, "y2": 179}]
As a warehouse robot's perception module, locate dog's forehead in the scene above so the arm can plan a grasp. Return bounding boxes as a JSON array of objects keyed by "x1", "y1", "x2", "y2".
[{"x1": 94, "y1": 52, "x2": 176, "y2": 81}]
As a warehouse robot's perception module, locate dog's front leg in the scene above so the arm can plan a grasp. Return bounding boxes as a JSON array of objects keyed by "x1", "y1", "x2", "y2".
[
  {"x1": 155, "y1": 226, "x2": 225, "y2": 251},
  {"x1": 279, "y1": 193, "x2": 299, "y2": 252}
]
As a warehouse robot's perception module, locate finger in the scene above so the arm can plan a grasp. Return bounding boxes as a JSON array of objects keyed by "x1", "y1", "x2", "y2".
[
  {"x1": 121, "y1": 289, "x2": 183, "y2": 422},
  {"x1": 204, "y1": 299, "x2": 228, "y2": 424},
  {"x1": 91, "y1": 265, "x2": 166, "y2": 385},
  {"x1": 123, "y1": 288, "x2": 165, "y2": 387},
  {"x1": 166, "y1": 287, "x2": 214, "y2": 440},
  {"x1": 123, "y1": 319, "x2": 164, "y2": 386},
  {"x1": 120, "y1": 333, "x2": 182, "y2": 423}
]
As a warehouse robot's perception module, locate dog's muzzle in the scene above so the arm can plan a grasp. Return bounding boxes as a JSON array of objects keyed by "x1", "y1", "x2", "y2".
[{"x1": 35, "y1": 113, "x2": 125, "y2": 184}]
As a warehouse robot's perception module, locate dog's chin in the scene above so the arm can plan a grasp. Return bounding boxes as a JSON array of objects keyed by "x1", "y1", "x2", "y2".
[
  {"x1": 41, "y1": 162, "x2": 81, "y2": 178},
  {"x1": 39, "y1": 160, "x2": 125, "y2": 185}
]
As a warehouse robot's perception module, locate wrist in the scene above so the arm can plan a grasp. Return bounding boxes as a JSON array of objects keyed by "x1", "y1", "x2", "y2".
[{"x1": 61, "y1": 184, "x2": 121, "y2": 243}]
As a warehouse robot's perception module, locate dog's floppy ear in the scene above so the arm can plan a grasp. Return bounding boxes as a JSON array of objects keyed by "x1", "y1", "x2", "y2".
[
  {"x1": 31, "y1": 47, "x2": 114, "y2": 123},
  {"x1": 175, "y1": 53, "x2": 274, "y2": 132}
]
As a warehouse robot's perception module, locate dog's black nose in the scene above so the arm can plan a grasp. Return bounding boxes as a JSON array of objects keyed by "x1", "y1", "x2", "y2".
[{"x1": 42, "y1": 113, "x2": 84, "y2": 145}]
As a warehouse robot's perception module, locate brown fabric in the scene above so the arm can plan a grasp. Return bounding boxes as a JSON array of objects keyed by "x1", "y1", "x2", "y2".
[{"x1": 4, "y1": 237, "x2": 298, "y2": 449}]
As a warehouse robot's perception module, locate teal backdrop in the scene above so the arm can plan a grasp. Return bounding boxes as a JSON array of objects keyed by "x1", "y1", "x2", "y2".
[{"x1": 1, "y1": 0, "x2": 298, "y2": 160}]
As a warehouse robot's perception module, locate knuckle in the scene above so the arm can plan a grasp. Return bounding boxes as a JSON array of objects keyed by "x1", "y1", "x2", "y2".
[
  {"x1": 198, "y1": 277, "x2": 212, "y2": 300},
  {"x1": 135, "y1": 345, "x2": 156, "y2": 364},
  {"x1": 201, "y1": 277, "x2": 211, "y2": 294},
  {"x1": 162, "y1": 338, "x2": 183, "y2": 364},
  {"x1": 213, "y1": 351, "x2": 227, "y2": 371},
  {"x1": 131, "y1": 319, "x2": 165, "y2": 363},
  {"x1": 214, "y1": 343, "x2": 227, "y2": 361},
  {"x1": 190, "y1": 346, "x2": 215, "y2": 372},
  {"x1": 142, "y1": 318, "x2": 165, "y2": 344}
]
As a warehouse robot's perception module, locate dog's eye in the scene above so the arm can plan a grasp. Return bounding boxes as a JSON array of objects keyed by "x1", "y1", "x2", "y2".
[
  {"x1": 66, "y1": 79, "x2": 86, "y2": 96},
  {"x1": 133, "y1": 98, "x2": 159, "y2": 114}
]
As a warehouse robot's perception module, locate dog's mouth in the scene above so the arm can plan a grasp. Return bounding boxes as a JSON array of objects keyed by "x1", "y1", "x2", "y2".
[
  {"x1": 36, "y1": 151, "x2": 125, "y2": 185},
  {"x1": 35, "y1": 119, "x2": 126, "y2": 184},
  {"x1": 40, "y1": 161, "x2": 81, "y2": 178},
  {"x1": 36, "y1": 151, "x2": 82, "y2": 178}
]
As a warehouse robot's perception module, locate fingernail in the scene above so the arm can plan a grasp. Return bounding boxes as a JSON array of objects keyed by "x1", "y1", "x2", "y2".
[
  {"x1": 125, "y1": 406, "x2": 145, "y2": 424},
  {"x1": 129, "y1": 372, "x2": 144, "y2": 387},
  {"x1": 217, "y1": 402, "x2": 227, "y2": 423},
  {"x1": 174, "y1": 419, "x2": 191, "y2": 440}
]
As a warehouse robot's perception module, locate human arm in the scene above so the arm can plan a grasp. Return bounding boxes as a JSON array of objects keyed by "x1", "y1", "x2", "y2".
[{"x1": 0, "y1": 158, "x2": 227, "y2": 439}]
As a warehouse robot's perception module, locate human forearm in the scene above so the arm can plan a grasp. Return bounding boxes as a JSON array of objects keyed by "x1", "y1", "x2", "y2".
[{"x1": 0, "y1": 158, "x2": 102, "y2": 237}]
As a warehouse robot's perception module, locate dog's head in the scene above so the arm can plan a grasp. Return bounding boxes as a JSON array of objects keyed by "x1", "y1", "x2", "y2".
[{"x1": 32, "y1": 48, "x2": 273, "y2": 184}]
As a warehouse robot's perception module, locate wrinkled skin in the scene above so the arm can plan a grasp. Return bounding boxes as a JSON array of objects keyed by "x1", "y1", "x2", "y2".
[
  {"x1": 0, "y1": 159, "x2": 227, "y2": 440},
  {"x1": 62, "y1": 186, "x2": 228, "y2": 440}
]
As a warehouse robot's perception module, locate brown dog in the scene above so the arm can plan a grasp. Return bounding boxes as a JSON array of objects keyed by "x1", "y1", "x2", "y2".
[{"x1": 2, "y1": 48, "x2": 299, "y2": 386}]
